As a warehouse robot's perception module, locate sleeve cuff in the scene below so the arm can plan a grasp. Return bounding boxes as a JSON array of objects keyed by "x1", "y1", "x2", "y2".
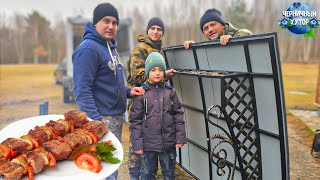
[{"x1": 126, "y1": 87, "x2": 132, "y2": 98}]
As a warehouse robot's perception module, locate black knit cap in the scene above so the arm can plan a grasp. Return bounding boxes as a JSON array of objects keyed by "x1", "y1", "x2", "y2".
[
  {"x1": 200, "y1": 8, "x2": 225, "y2": 32},
  {"x1": 93, "y1": 3, "x2": 119, "y2": 25},
  {"x1": 146, "y1": 17, "x2": 165, "y2": 35}
]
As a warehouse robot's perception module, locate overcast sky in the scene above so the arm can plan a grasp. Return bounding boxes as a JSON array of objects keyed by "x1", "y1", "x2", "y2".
[
  {"x1": 0, "y1": 0, "x2": 170, "y2": 24},
  {"x1": 2, "y1": 0, "x2": 317, "y2": 26}
]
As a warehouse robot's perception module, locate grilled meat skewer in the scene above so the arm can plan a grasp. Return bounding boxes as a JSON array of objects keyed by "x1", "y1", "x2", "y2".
[
  {"x1": 0, "y1": 110, "x2": 87, "y2": 163},
  {"x1": 1, "y1": 118, "x2": 108, "y2": 180}
]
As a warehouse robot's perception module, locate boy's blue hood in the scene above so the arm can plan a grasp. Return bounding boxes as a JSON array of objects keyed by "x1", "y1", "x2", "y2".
[{"x1": 83, "y1": 22, "x2": 117, "y2": 48}]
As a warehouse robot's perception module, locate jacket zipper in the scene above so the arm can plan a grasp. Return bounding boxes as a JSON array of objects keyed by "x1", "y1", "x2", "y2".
[{"x1": 156, "y1": 85, "x2": 165, "y2": 152}]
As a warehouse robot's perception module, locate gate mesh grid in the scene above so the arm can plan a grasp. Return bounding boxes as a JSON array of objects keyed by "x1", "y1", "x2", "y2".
[{"x1": 223, "y1": 76, "x2": 261, "y2": 180}]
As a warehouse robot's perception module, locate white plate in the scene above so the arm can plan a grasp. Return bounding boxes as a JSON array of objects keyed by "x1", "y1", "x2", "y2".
[{"x1": 0, "y1": 115, "x2": 123, "y2": 180}]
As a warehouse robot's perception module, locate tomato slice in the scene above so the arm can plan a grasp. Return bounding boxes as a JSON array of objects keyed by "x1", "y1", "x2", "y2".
[
  {"x1": 48, "y1": 152, "x2": 56, "y2": 166},
  {"x1": 77, "y1": 130, "x2": 98, "y2": 143},
  {"x1": 27, "y1": 165, "x2": 34, "y2": 180},
  {"x1": 10, "y1": 149, "x2": 18, "y2": 157},
  {"x1": 0, "y1": 144, "x2": 17, "y2": 158},
  {"x1": 21, "y1": 135, "x2": 39, "y2": 149},
  {"x1": 104, "y1": 140, "x2": 112, "y2": 145},
  {"x1": 75, "y1": 153, "x2": 101, "y2": 173},
  {"x1": 0, "y1": 144, "x2": 11, "y2": 158},
  {"x1": 29, "y1": 136, "x2": 39, "y2": 148}
]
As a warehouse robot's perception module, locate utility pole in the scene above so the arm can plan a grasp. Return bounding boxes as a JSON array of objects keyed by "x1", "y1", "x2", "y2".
[{"x1": 316, "y1": 63, "x2": 320, "y2": 106}]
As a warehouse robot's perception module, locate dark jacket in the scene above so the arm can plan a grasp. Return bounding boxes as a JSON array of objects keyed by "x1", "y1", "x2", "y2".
[
  {"x1": 73, "y1": 22, "x2": 131, "y2": 120},
  {"x1": 130, "y1": 82, "x2": 187, "y2": 152}
]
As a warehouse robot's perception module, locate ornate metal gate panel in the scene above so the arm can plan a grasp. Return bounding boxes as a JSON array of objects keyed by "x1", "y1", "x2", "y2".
[{"x1": 163, "y1": 33, "x2": 289, "y2": 180}]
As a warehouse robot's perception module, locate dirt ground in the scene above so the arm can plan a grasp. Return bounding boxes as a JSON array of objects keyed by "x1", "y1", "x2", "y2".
[{"x1": 1, "y1": 64, "x2": 319, "y2": 179}]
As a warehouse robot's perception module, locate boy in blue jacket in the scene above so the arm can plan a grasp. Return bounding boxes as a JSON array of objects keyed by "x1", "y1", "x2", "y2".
[{"x1": 130, "y1": 52, "x2": 187, "y2": 180}]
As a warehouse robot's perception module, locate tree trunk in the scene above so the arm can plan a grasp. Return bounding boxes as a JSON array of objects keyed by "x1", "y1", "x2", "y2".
[
  {"x1": 33, "y1": 28, "x2": 39, "y2": 64},
  {"x1": 303, "y1": 38, "x2": 312, "y2": 63}
]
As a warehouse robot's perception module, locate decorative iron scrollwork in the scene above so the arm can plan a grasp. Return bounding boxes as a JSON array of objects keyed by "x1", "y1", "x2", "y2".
[{"x1": 207, "y1": 105, "x2": 237, "y2": 180}]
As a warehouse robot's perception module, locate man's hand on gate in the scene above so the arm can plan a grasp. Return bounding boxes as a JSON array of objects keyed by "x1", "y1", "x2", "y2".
[
  {"x1": 183, "y1": 40, "x2": 195, "y2": 49},
  {"x1": 220, "y1": 35, "x2": 232, "y2": 45}
]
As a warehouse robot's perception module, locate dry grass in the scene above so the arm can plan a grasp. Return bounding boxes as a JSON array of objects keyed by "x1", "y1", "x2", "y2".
[
  {"x1": 1, "y1": 63, "x2": 317, "y2": 122},
  {"x1": 0, "y1": 64, "x2": 193, "y2": 179},
  {"x1": 0, "y1": 64, "x2": 77, "y2": 128},
  {"x1": 0, "y1": 63, "x2": 319, "y2": 179},
  {"x1": 282, "y1": 63, "x2": 319, "y2": 110}
]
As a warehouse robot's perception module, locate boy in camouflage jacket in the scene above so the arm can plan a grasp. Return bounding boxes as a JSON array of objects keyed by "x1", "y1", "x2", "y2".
[{"x1": 127, "y1": 17, "x2": 174, "y2": 180}]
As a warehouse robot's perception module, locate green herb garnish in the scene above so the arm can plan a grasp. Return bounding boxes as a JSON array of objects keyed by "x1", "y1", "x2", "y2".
[{"x1": 92, "y1": 141, "x2": 120, "y2": 164}]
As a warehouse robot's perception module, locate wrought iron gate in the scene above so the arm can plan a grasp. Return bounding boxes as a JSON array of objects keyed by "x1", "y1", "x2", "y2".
[{"x1": 163, "y1": 33, "x2": 289, "y2": 180}]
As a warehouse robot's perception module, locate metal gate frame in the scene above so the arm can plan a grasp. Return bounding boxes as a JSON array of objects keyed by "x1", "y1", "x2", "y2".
[{"x1": 163, "y1": 32, "x2": 289, "y2": 180}]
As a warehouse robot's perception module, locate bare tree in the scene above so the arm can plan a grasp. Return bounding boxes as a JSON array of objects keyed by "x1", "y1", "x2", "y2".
[
  {"x1": 24, "y1": 11, "x2": 50, "y2": 64},
  {"x1": 130, "y1": 6, "x2": 145, "y2": 43},
  {"x1": 13, "y1": 14, "x2": 25, "y2": 64},
  {"x1": 52, "y1": 18, "x2": 66, "y2": 64},
  {"x1": 0, "y1": 13, "x2": 6, "y2": 64},
  {"x1": 0, "y1": 0, "x2": 318, "y2": 64}
]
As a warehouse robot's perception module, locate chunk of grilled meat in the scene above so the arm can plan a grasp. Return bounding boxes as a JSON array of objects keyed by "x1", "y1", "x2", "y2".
[
  {"x1": 25, "y1": 151, "x2": 45, "y2": 174},
  {"x1": 0, "y1": 161, "x2": 24, "y2": 180},
  {"x1": 42, "y1": 140, "x2": 72, "y2": 161},
  {"x1": 64, "y1": 110, "x2": 89, "y2": 128},
  {"x1": 45, "y1": 120, "x2": 68, "y2": 137},
  {"x1": 28, "y1": 126, "x2": 54, "y2": 144},
  {"x1": 33, "y1": 147, "x2": 55, "y2": 167},
  {"x1": 1, "y1": 138, "x2": 30, "y2": 155},
  {"x1": 82, "y1": 121, "x2": 108, "y2": 140},
  {"x1": 63, "y1": 133, "x2": 88, "y2": 150}
]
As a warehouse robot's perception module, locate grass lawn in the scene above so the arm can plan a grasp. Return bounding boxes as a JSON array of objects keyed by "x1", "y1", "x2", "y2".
[
  {"x1": 0, "y1": 64, "x2": 193, "y2": 179},
  {"x1": 0, "y1": 64, "x2": 77, "y2": 129},
  {"x1": 0, "y1": 63, "x2": 319, "y2": 179},
  {"x1": 1, "y1": 63, "x2": 317, "y2": 123}
]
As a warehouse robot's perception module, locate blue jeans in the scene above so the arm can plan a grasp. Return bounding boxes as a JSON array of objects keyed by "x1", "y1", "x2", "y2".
[
  {"x1": 103, "y1": 114, "x2": 124, "y2": 180},
  {"x1": 141, "y1": 150, "x2": 176, "y2": 180}
]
